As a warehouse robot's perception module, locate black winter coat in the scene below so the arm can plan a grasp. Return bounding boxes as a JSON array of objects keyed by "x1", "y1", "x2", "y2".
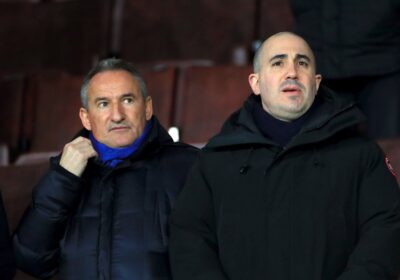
[
  {"x1": 289, "y1": 0, "x2": 400, "y2": 79},
  {"x1": 169, "y1": 88, "x2": 400, "y2": 280},
  {"x1": 13, "y1": 117, "x2": 198, "y2": 280}
]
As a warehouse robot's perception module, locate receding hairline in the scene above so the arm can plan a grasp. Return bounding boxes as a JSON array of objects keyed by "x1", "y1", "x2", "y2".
[
  {"x1": 265, "y1": 32, "x2": 312, "y2": 51},
  {"x1": 80, "y1": 58, "x2": 148, "y2": 109},
  {"x1": 254, "y1": 32, "x2": 316, "y2": 72},
  {"x1": 88, "y1": 69, "x2": 140, "y2": 85}
]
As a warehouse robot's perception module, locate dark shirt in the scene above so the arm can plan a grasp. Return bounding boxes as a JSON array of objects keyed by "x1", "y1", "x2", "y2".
[{"x1": 252, "y1": 96, "x2": 321, "y2": 147}]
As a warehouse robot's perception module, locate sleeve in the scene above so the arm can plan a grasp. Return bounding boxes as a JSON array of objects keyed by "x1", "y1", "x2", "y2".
[
  {"x1": 0, "y1": 192, "x2": 15, "y2": 280},
  {"x1": 13, "y1": 162, "x2": 84, "y2": 279},
  {"x1": 337, "y1": 144, "x2": 400, "y2": 280},
  {"x1": 169, "y1": 158, "x2": 229, "y2": 280}
]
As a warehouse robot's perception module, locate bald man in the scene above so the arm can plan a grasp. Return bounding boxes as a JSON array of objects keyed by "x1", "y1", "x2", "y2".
[{"x1": 169, "y1": 32, "x2": 400, "y2": 280}]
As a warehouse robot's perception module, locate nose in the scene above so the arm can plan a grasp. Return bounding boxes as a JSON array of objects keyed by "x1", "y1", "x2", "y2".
[
  {"x1": 111, "y1": 102, "x2": 125, "y2": 122},
  {"x1": 286, "y1": 62, "x2": 298, "y2": 80}
]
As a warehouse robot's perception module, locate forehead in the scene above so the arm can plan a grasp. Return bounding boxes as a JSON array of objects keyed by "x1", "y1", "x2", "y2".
[
  {"x1": 263, "y1": 34, "x2": 314, "y2": 61},
  {"x1": 88, "y1": 70, "x2": 140, "y2": 98}
]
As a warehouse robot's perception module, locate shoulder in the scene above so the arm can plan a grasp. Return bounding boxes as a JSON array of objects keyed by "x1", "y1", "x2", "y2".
[
  {"x1": 158, "y1": 142, "x2": 199, "y2": 160},
  {"x1": 144, "y1": 142, "x2": 200, "y2": 175},
  {"x1": 319, "y1": 132, "x2": 392, "y2": 178},
  {"x1": 335, "y1": 134, "x2": 383, "y2": 158}
]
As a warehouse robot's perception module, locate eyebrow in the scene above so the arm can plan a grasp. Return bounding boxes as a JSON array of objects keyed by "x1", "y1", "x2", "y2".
[
  {"x1": 269, "y1": 54, "x2": 287, "y2": 63},
  {"x1": 269, "y1": 53, "x2": 312, "y2": 63},
  {"x1": 94, "y1": 96, "x2": 108, "y2": 103},
  {"x1": 297, "y1": 54, "x2": 311, "y2": 62},
  {"x1": 93, "y1": 92, "x2": 135, "y2": 103},
  {"x1": 120, "y1": 93, "x2": 135, "y2": 99}
]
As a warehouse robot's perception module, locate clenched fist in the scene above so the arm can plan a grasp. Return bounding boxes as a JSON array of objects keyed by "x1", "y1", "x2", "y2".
[{"x1": 59, "y1": 137, "x2": 98, "y2": 177}]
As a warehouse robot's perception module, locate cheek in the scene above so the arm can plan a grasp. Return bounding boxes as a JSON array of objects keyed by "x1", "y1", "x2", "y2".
[
  {"x1": 261, "y1": 76, "x2": 279, "y2": 90},
  {"x1": 128, "y1": 108, "x2": 147, "y2": 122},
  {"x1": 305, "y1": 75, "x2": 317, "y2": 87},
  {"x1": 126, "y1": 112, "x2": 139, "y2": 124},
  {"x1": 89, "y1": 115, "x2": 108, "y2": 132}
]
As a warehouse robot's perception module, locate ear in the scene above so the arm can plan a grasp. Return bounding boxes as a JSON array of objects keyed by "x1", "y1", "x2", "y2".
[
  {"x1": 79, "y1": 107, "x2": 92, "y2": 131},
  {"x1": 315, "y1": 74, "x2": 322, "y2": 92},
  {"x1": 248, "y1": 73, "x2": 261, "y2": 95},
  {"x1": 145, "y1": 96, "x2": 153, "y2": 120}
]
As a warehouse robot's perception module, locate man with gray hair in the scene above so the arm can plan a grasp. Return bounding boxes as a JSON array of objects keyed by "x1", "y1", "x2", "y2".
[
  {"x1": 169, "y1": 32, "x2": 400, "y2": 280},
  {"x1": 13, "y1": 58, "x2": 198, "y2": 280}
]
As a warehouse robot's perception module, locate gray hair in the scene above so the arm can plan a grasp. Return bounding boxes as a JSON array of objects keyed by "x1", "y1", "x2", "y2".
[
  {"x1": 80, "y1": 58, "x2": 148, "y2": 109},
  {"x1": 252, "y1": 43, "x2": 264, "y2": 73}
]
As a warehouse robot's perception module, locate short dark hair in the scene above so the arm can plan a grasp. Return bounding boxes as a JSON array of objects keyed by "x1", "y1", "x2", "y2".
[
  {"x1": 253, "y1": 32, "x2": 316, "y2": 73},
  {"x1": 80, "y1": 58, "x2": 148, "y2": 109},
  {"x1": 253, "y1": 43, "x2": 263, "y2": 73}
]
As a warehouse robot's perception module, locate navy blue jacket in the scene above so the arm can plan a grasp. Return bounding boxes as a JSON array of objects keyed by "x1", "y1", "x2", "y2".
[{"x1": 14, "y1": 117, "x2": 198, "y2": 280}]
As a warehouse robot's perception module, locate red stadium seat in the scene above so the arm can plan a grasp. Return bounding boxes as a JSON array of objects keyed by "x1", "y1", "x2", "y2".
[{"x1": 173, "y1": 65, "x2": 253, "y2": 145}]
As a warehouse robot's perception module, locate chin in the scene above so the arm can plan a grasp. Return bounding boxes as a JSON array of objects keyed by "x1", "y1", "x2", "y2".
[
  {"x1": 120, "y1": 137, "x2": 140, "y2": 147},
  {"x1": 278, "y1": 109, "x2": 307, "y2": 121}
]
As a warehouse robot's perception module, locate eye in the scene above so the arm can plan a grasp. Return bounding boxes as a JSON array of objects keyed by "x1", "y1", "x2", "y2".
[
  {"x1": 298, "y1": 60, "x2": 309, "y2": 67},
  {"x1": 97, "y1": 101, "x2": 108, "y2": 108},
  {"x1": 122, "y1": 97, "x2": 134, "y2": 104},
  {"x1": 271, "y1": 60, "x2": 283, "y2": 67}
]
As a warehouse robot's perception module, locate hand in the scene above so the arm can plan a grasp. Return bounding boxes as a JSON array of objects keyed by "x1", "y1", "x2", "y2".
[{"x1": 59, "y1": 136, "x2": 98, "y2": 177}]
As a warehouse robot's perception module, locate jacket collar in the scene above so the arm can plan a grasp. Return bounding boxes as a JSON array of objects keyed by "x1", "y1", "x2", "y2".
[
  {"x1": 205, "y1": 85, "x2": 365, "y2": 150},
  {"x1": 74, "y1": 116, "x2": 174, "y2": 168}
]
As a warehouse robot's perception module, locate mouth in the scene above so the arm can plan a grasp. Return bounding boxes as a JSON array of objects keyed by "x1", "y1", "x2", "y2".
[
  {"x1": 281, "y1": 86, "x2": 302, "y2": 94},
  {"x1": 109, "y1": 126, "x2": 130, "y2": 132}
]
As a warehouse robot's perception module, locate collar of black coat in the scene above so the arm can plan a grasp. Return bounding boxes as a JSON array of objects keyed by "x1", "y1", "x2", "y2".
[
  {"x1": 205, "y1": 85, "x2": 366, "y2": 150},
  {"x1": 252, "y1": 94, "x2": 321, "y2": 147}
]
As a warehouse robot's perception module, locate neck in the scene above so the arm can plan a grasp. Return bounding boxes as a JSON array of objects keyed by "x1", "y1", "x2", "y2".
[
  {"x1": 89, "y1": 120, "x2": 153, "y2": 167},
  {"x1": 252, "y1": 97, "x2": 320, "y2": 146}
]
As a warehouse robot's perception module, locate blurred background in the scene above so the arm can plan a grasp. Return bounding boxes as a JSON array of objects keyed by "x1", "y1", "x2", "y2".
[
  {"x1": 0, "y1": 0, "x2": 294, "y2": 164},
  {"x1": 0, "y1": 0, "x2": 293, "y2": 74},
  {"x1": 0, "y1": 1, "x2": 399, "y2": 279}
]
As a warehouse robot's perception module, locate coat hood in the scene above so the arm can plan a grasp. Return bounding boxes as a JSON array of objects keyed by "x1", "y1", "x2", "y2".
[{"x1": 206, "y1": 85, "x2": 365, "y2": 150}]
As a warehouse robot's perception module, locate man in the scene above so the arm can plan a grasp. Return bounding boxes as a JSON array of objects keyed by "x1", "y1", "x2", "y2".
[
  {"x1": 169, "y1": 32, "x2": 400, "y2": 280},
  {"x1": 13, "y1": 58, "x2": 198, "y2": 280}
]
